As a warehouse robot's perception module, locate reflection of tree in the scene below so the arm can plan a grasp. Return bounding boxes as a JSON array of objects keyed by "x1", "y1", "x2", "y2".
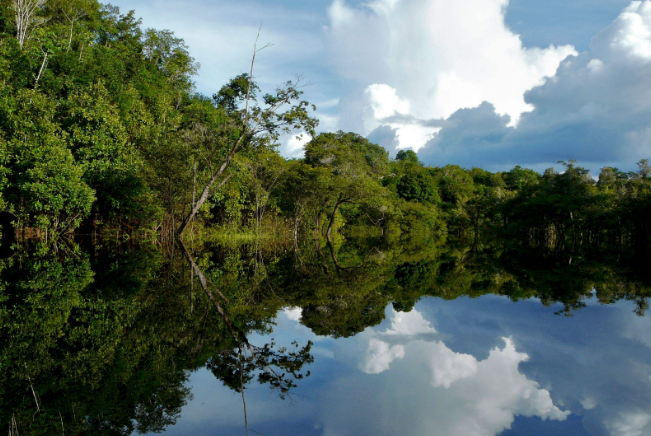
[
  {"x1": 0, "y1": 247, "x2": 191, "y2": 435},
  {"x1": 179, "y1": 239, "x2": 313, "y2": 432},
  {"x1": 0, "y1": 241, "x2": 314, "y2": 436},
  {"x1": 207, "y1": 340, "x2": 313, "y2": 400},
  {"x1": 2, "y1": 233, "x2": 650, "y2": 434}
]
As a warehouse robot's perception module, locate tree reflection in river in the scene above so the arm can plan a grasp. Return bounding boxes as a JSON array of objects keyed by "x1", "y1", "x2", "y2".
[{"x1": 0, "y1": 234, "x2": 650, "y2": 435}]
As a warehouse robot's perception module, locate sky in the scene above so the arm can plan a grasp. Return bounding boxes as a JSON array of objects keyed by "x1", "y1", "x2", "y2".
[{"x1": 109, "y1": 0, "x2": 651, "y2": 173}]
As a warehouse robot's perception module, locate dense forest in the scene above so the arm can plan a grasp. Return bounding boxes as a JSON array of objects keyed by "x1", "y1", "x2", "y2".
[
  {"x1": 1, "y1": 0, "x2": 650, "y2": 250},
  {"x1": 2, "y1": 1, "x2": 651, "y2": 435}
]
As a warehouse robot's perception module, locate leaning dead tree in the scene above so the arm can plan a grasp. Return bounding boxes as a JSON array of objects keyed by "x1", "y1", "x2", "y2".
[
  {"x1": 176, "y1": 30, "x2": 318, "y2": 236},
  {"x1": 11, "y1": 0, "x2": 48, "y2": 48}
]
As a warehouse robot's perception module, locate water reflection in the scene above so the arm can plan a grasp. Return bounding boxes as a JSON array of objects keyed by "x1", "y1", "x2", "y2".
[{"x1": 0, "y1": 236, "x2": 650, "y2": 435}]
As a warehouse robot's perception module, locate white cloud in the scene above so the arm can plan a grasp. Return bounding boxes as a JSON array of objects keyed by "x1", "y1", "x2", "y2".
[
  {"x1": 417, "y1": 1, "x2": 651, "y2": 171},
  {"x1": 365, "y1": 84, "x2": 411, "y2": 121},
  {"x1": 593, "y1": 1, "x2": 651, "y2": 62},
  {"x1": 346, "y1": 306, "x2": 568, "y2": 435},
  {"x1": 391, "y1": 123, "x2": 440, "y2": 152},
  {"x1": 360, "y1": 308, "x2": 437, "y2": 374},
  {"x1": 360, "y1": 338, "x2": 406, "y2": 374},
  {"x1": 426, "y1": 341, "x2": 478, "y2": 388},
  {"x1": 604, "y1": 412, "x2": 651, "y2": 436},
  {"x1": 581, "y1": 397, "x2": 598, "y2": 410},
  {"x1": 332, "y1": 321, "x2": 568, "y2": 436},
  {"x1": 282, "y1": 133, "x2": 313, "y2": 158},
  {"x1": 383, "y1": 307, "x2": 437, "y2": 336},
  {"x1": 327, "y1": 0, "x2": 576, "y2": 151},
  {"x1": 283, "y1": 307, "x2": 303, "y2": 322}
]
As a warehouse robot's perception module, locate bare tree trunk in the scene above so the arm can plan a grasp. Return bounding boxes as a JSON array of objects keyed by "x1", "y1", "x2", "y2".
[
  {"x1": 178, "y1": 29, "x2": 274, "y2": 238},
  {"x1": 12, "y1": 0, "x2": 47, "y2": 48},
  {"x1": 34, "y1": 49, "x2": 48, "y2": 86},
  {"x1": 177, "y1": 159, "x2": 236, "y2": 236},
  {"x1": 293, "y1": 215, "x2": 300, "y2": 244},
  {"x1": 255, "y1": 191, "x2": 260, "y2": 233},
  {"x1": 326, "y1": 196, "x2": 344, "y2": 239},
  {"x1": 67, "y1": 20, "x2": 74, "y2": 51},
  {"x1": 178, "y1": 239, "x2": 246, "y2": 344},
  {"x1": 63, "y1": 9, "x2": 85, "y2": 53}
]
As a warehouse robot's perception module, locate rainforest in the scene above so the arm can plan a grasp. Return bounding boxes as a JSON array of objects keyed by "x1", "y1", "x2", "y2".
[
  {"x1": 0, "y1": 1, "x2": 649, "y2": 247},
  {"x1": 2, "y1": 1, "x2": 651, "y2": 436}
]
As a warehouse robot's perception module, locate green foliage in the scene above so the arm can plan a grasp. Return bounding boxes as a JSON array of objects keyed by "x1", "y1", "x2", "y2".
[
  {"x1": 395, "y1": 149, "x2": 419, "y2": 165},
  {"x1": 1, "y1": 220, "x2": 651, "y2": 433},
  {"x1": 396, "y1": 172, "x2": 440, "y2": 204},
  {"x1": 0, "y1": 0, "x2": 648, "y2": 250},
  {"x1": 21, "y1": 142, "x2": 95, "y2": 230}
]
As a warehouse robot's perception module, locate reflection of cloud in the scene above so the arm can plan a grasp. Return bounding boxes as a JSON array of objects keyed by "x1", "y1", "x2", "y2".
[
  {"x1": 166, "y1": 294, "x2": 651, "y2": 436},
  {"x1": 383, "y1": 307, "x2": 436, "y2": 336},
  {"x1": 344, "y1": 308, "x2": 568, "y2": 436},
  {"x1": 283, "y1": 306, "x2": 303, "y2": 322},
  {"x1": 425, "y1": 341, "x2": 477, "y2": 388},
  {"x1": 360, "y1": 338, "x2": 405, "y2": 374},
  {"x1": 361, "y1": 308, "x2": 435, "y2": 374}
]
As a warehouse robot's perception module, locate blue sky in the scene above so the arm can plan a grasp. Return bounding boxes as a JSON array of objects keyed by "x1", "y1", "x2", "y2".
[{"x1": 110, "y1": 0, "x2": 651, "y2": 173}]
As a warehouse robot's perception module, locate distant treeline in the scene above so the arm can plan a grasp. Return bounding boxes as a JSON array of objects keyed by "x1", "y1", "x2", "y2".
[{"x1": 1, "y1": 0, "x2": 650, "y2": 248}]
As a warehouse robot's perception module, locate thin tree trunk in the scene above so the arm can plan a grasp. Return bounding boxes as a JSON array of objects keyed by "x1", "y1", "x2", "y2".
[
  {"x1": 177, "y1": 153, "x2": 238, "y2": 236},
  {"x1": 67, "y1": 20, "x2": 74, "y2": 52},
  {"x1": 34, "y1": 50, "x2": 48, "y2": 86},
  {"x1": 178, "y1": 239, "x2": 244, "y2": 343},
  {"x1": 293, "y1": 215, "x2": 300, "y2": 244},
  {"x1": 326, "y1": 196, "x2": 344, "y2": 239}
]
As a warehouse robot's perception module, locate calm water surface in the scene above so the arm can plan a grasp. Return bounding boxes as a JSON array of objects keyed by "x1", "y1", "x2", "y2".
[
  {"x1": 153, "y1": 296, "x2": 651, "y2": 436},
  {"x1": 2, "y1": 237, "x2": 650, "y2": 436}
]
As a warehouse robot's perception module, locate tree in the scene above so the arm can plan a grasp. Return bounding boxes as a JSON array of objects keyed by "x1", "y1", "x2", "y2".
[
  {"x1": 304, "y1": 131, "x2": 389, "y2": 238},
  {"x1": 176, "y1": 34, "x2": 318, "y2": 236},
  {"x1": 11, "y1": 0, "x2": 47, "y2": 48},
  {"x1": 395, "y1": 149, "x2": 419, "y2": 165},
  {"x1": 241, "y1": 149, "x2": 286, "y2": 231},
  {"x1": 504, "y1": 165, "x2": 540, "y2": 191},
  {"x1": 637, "y1": 159, "x2": 651, "y2": 180},
  {"x1": 396, "y1": 171, "x2": 440, "y2": 204},
  {"x1": 278, "y1": 160, "x2": 332, "y2": 243}
]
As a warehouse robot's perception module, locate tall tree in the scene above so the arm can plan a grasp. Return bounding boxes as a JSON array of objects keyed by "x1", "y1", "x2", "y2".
[
  {"x1": 304, "y1": 131, "x2": 389, "y2": 238},
  {"x1": 177, "y1": 35, "x2": 318, "y2": 236}
]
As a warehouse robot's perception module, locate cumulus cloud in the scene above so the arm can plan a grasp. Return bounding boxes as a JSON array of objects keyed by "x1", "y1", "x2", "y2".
[
  {"x1": 349, "y1": 306, "x2": 568, "y2": 435},
  {"x1": 328, "y1": 0, "x2": 651, "y2": 171},
  {"x1": 283, "y1": 306, "x2": 303, "y2": 322},
  {"x1": 326, "y1": 0, "x2": 576, "y2": 151},
  {"x1": 383, "y1": 307, "x2": 437, "y2": 336},
  {"x1": 360, "y1": 308, "x2": 437, "y2": 374},
  {"x1": 416, "y1": 0, "x2": 651, "y2": 171},
  {"x1": 425, "y1": 341, "x2": 478, "y2": 388},
  {"x1": 604, "y1": 412, "x2": 651, "y2": 436},
  {"x1": 365, "y1": 84, "x2": 411, "y2": 120},
  {"x1": 282, "y1": 133, "x2": 313, "y2": 158},
  {"x1": 361, "y1": 338, "x2": 406, "y2": 374},
  {"x1": 332, "y1": 328, "x2": 568, "y2": 436}
]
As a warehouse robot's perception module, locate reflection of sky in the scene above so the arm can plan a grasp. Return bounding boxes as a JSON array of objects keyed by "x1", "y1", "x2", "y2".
[{"x1": 145, "y1": 295, "x2": 651, "y2": 436}]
